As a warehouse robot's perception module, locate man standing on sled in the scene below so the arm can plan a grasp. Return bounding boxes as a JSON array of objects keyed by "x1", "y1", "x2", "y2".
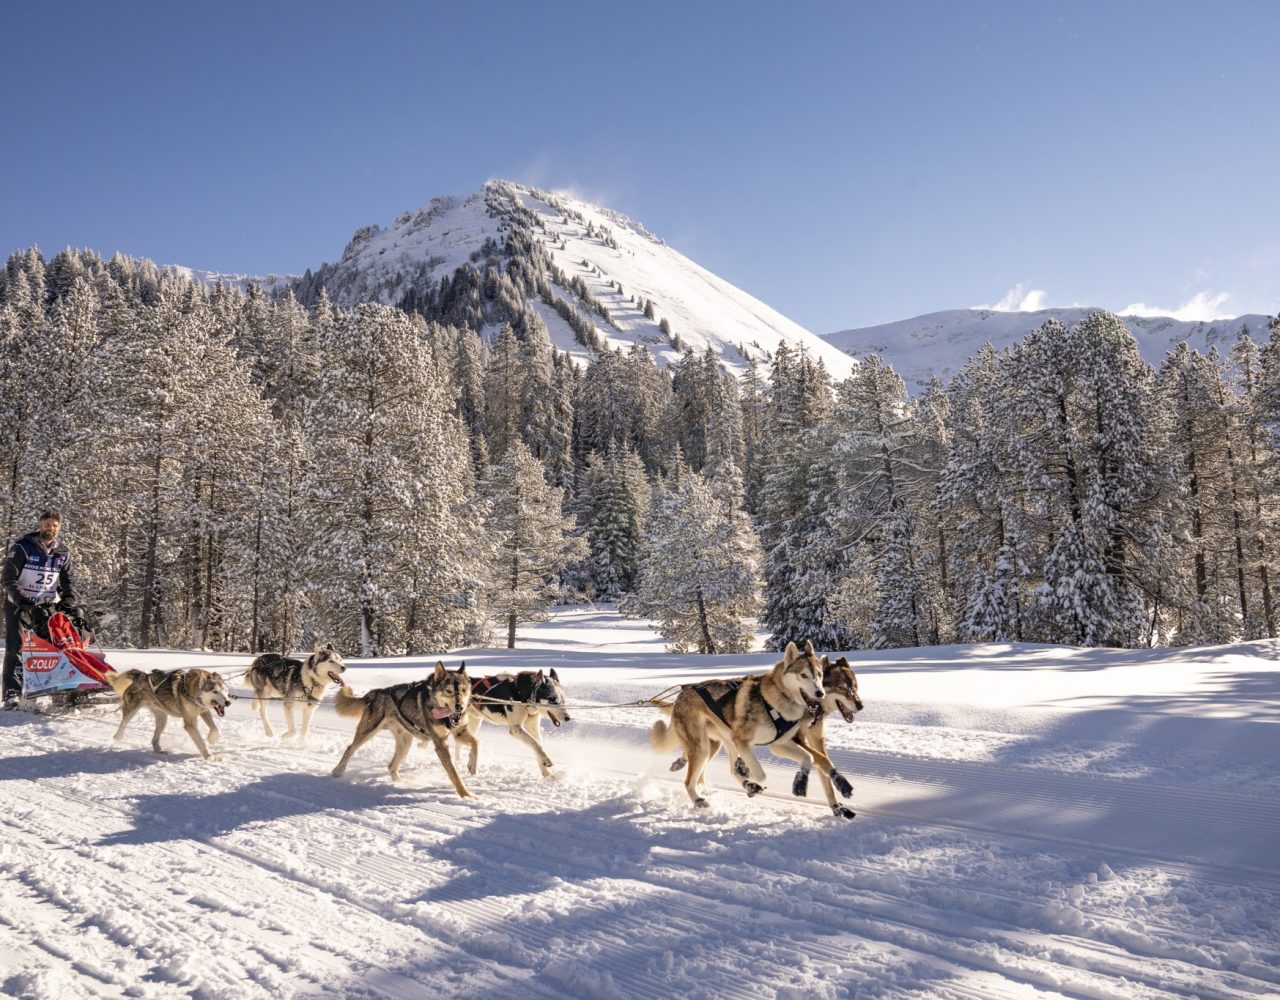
[{"x1": 2, "y1": 508, "x2": 91, "y2": 708}]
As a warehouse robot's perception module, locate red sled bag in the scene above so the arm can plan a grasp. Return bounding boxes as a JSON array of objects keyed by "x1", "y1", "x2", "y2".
[{"x1": 21, "y1": 611, "x2": 111, "y2": 696}]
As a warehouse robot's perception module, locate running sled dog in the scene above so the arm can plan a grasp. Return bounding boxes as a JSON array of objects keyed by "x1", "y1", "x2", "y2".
[
  {"x1": 666, "y1": 653, "x2": 865, "y2": 818},
  {"x1": 790, "y1": 656, "x2": 863, "y2": 819},
  {"x1": 650, "y1": 640, "x2": 832, "y2": 808},
  {"x1": 104, "y1": 667, "x2": 230, "y2": 759},
  {"x1": 244, "y1": 644, "x2": 346, "y2": 743},
  {"x1": 455, "y1": 669, "x2": 571, "y2": 777},
  {"x1": 331, "y1": 661, "x2": 473, "y2": 797}
]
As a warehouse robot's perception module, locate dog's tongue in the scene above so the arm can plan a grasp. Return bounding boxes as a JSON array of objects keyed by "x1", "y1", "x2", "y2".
[
  {"x1": 328, "y1": 671, "x2": 343, "y2": 684},
  {"x1": 430, "y1": 707, "x2": 453, "y2": 720}
]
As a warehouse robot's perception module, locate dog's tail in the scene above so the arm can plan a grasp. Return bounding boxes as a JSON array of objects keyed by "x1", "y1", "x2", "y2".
[
  {"x1": 333, "y1": 684, "x2": 369, "y2": 718},
  {"x1": 649, "y1": 717, "x2": 681, "y2": 753},
  {"x1": 101, "y1": 668, "x2": 138, "y2": 696}
]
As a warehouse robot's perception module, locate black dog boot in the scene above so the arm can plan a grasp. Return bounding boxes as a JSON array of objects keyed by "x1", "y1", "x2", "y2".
[
  {"x1": 830, "y1": 768, "x2": 854, "y2": 799},
  {"x1": 792, "y1": 769, "x2": 810, "y2": 798}
]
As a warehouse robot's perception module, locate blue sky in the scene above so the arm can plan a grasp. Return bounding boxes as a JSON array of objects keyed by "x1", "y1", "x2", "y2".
[{"x1": 2, "y1": 1, "x2": 1276, "y2": 332}]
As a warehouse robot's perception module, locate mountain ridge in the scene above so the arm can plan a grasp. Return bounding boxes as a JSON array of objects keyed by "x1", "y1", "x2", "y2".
[{"x1": 824, "y1": 307, "x2": 1277, "y2": 388}]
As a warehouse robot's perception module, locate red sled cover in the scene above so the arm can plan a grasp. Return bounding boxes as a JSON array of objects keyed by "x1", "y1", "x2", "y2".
[{"x1": 21, "y1": 612, "x2": 111, "y2": 695}]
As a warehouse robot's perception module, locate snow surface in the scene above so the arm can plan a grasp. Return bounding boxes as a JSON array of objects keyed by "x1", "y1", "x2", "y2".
[
  {"x1": 2, "y1": 607, "x2": 1278, "y2": 999},
  {"x1": 824, "y1": 308, "x2": 1277, "y2": 390}
]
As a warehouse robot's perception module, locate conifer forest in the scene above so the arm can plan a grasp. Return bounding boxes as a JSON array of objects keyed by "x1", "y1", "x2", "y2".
[{"x1": 3, "y1": 245, "x2": 1278, "y2": 656}]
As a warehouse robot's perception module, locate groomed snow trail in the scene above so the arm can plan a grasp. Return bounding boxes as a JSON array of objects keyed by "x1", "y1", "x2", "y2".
[{"x1": 2, "y1": 624, "x2": 1278, "y2": 999}]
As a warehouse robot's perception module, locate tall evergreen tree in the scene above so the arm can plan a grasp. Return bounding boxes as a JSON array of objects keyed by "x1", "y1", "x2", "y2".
[
  {"x1": 481, "y1": 440, "x2": 586, "y2": 648},
  {"x1": 634, "y1": 471, "x2": 762, "y2": 653}
]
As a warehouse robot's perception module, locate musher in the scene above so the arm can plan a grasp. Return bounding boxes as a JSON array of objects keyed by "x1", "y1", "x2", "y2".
[{"x1": 2, "y1": 508, "x2": 92, "y2": 708}]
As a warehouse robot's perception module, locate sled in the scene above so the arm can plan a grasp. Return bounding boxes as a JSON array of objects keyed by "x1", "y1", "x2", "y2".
[{"x1": 19, "y1": 611, "x2": 114, "y2": 707}]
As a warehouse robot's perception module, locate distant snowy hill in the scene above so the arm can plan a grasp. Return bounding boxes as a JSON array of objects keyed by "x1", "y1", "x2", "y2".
[
  {"x1": 284, "y1": 180, "x2": 856, "y2": 378},
  {"x1": 825, "y1": 308, "x2": 1276, "y2": 389}
]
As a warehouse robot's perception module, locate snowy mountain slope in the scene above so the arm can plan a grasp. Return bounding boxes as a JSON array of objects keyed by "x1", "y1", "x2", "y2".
[
  {"x1": 2, "y1": 607, "x2": 1278, "y2": 999},
  {"x1": 825, "y1": 307, "x2": 1276, "y2": 388},
  {"x1": 296, "y1": 180, "x2": 857, "y2": 378}
]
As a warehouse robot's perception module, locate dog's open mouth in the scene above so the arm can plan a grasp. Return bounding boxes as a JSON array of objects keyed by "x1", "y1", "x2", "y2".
[
  {"x1": 430, "y1": 707, "x2": 461, "y2": 725},
  {"x1": 328, "y1": 671, "x2": 343, "y2": 684},
  {"x1": 839, "y1": 704, "x2": 855, "y2": 723},
  {"x1": 804, "y1": 694, "x2": 821, "y2": 713},
  {"x1": 213, "y1": 702, "x2": 226, "y2": 717},
  {"x1": 550, "y1": 714, "x2": 563, "y2": 727}
]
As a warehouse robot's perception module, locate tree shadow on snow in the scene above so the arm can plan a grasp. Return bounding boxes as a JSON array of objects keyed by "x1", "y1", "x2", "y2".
[
  {"x1": 94, "y1": 771, "x2": 419, "y2": 846},
  {"x1": 412, "y1": 797, "x2": 655, "y2": 904},
  {"x1": 0, "y1": 745, "x2": 164, "y2": 781}
]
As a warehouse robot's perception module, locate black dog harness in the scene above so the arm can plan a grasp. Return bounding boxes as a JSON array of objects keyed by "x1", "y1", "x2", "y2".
[
  {"x1": 472, "y1": 674, "x2": 558, "y2": 714},
  {"x1": 471, "y1": 675, "x2": 514, "y2": 715},
  {"x1": 693, "y1": 681, "x2": 798, "y2": 745}
]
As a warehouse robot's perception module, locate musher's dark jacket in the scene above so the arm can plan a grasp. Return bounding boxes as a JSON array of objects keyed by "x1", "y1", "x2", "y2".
[{"x1": 2, "y1": 530, "x2": 80, "y2": 612}]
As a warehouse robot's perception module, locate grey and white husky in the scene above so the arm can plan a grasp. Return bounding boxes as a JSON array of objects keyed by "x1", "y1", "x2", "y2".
[
  {"x1": 453, "y1": 669, "x2": 571, "y2": 777},
  {"x1": 244, "y1": 644, "x2": 346, "y2": 743}
]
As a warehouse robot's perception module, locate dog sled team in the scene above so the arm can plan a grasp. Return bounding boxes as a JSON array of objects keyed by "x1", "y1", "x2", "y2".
[
  {"x1": 94, "y1": 638, "x2": 864, "y2": 818},
  {"x1": 6, "y1": 509, "x2": 864, "y2": 817}
]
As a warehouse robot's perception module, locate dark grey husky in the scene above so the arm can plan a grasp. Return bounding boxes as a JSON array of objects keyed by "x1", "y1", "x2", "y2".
[{"x1": 244, "y1": 644, "x2": 346, "y2": 743}]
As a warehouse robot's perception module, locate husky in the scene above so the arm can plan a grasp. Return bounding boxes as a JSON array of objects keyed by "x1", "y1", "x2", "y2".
[
  {"x1": 453, "y1": 669, "x2": 571, "y2": 777},
  {"x1": 650, "y1": 640, "x2": 832, "y2": 808},
  {"x1": 790, "y1": 656, "x2": 864, "y2": 819},
  {"x1": 104, "y1": 667, "x2": 230, "y2": 759},
  {"x1": 244, "y1": 644, "x2": 346, "y2": 743},
  {"x1": 666, "y1": 653, "x2": 864, "y2": 818},
  {"x1": 330, "y1": 661, "x2": 473, "y2": 797}
]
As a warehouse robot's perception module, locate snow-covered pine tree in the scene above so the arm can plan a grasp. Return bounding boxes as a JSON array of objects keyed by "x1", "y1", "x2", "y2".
[
  {"x1": 939, "y1": 346, "x2": 1031, "y2": 641},
  {"x1": 1008, "y1": 313, "x2": 1168, "y2": 647},
  {"x1": 828, "y1": 355, "x2": 938, "y2": 648},
  {"x1": 302, "y1": 302, "x2": 474, "y2": 655},
  {"x1": 483, "y1": 324, "x2": 524, "y2": 461},
  {"x1": 757, "y1": 344, "x2": 856, "y2": 649},
  {"x1": 1228, "y1": 333, "x2": 1278, "y2": 637},
  {"x1": 1157, "y1": 344, "x2": 1239, "y2": 643},
  {"x1": 575, "y1": 445, "x2": 651, "y2": 599},
  {"x1": 238, "y1": 291, "x2": 319, "y2": 653},
  {"x1": 634, "y1": 471, "x2": 762, "y2": 653},
  {"x1": 0, "y1": 268, "x2": 46, "y2": 537},
  {"x1": 400, "y1": 373, "x2": 489, "y2": 655},
  {"x1": 481, "y1": 440, "x2": 586, "y2": 648},
  {"x1": 739, "y1": 356, "x2": 768, "y2": 513}
]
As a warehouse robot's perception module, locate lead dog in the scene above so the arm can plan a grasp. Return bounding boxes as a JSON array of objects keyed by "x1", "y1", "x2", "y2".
[
  {"x1": 667, "y1": 654, "x2": 864, "y2": 818},
  {"x1": 453, "y1": 669, "x2": 570, "y2": 777},
  {"x1": 791, "y1": 656, "x2": 863, "y2": 819},
  {"x1": 650, "y1": 640, "x2": 831, "y2": 808},
  {"x1": 104, "y1": 667, "x2": 230, "y2": 759},
  {"x1": 244, "y1": 644, "x2": 346, "y2": 743},
  {"x1": 331, "y1": 661, "x2": 473, "y2": 797}
]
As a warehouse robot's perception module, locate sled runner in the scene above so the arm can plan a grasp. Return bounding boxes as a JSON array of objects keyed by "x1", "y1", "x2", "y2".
[{"x1": 20, "y1": 611, "x2": 113, "y2": 705}]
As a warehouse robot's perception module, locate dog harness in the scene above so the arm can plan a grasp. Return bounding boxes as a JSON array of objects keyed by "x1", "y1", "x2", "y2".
[
  {"x1": 471, "y1": 675, "x2": 513, "y2": 715},
  {"x1": 693, "y1": 681, "x2": 798, "y2": 745}
]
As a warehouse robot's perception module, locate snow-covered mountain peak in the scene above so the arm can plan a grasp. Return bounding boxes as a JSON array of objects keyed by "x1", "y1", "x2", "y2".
[{"x1": 306, "y1": 179, "x2": 856, "y2": 378}]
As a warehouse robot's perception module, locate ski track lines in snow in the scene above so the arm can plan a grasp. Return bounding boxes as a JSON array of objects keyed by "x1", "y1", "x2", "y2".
[{"x1": 0, "y1": 702, "x2": 1276, "y2": 1000}]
